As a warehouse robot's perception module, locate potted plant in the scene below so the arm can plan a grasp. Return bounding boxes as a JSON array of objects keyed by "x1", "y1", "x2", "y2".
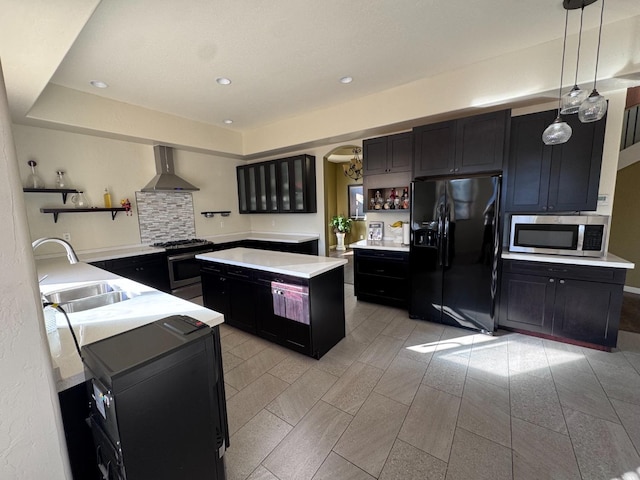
[{"x1": 329, "y1": 215, "x2": 353, "y2": 251}]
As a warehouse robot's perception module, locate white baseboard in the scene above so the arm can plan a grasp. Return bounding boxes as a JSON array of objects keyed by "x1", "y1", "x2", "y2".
[{"x1": 624, "y1": 285, "x2": 640, "y2": 295}]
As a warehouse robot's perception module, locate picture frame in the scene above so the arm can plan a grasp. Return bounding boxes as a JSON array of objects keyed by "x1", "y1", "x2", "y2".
[{"x1": 348, "y1": 184, "x2": 364, "y2": 219}]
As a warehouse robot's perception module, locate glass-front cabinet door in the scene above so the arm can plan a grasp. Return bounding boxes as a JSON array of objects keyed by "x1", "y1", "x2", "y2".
[
  {"x1": 278, "y1": 155, "x2": 316, "y2": 213},
  {"x1": 237, "y1": 167, "x2": 247, "y2": 213},
  {"x1": 237, "y1": 155, "x2": 316, "y2": 214}
]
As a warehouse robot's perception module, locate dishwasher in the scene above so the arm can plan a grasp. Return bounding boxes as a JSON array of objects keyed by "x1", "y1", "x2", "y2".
[{"x1": 82, "y1": 315, "x2": 227, "y2": 480}]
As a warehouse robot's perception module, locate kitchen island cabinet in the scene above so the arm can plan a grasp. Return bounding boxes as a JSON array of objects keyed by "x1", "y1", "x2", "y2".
[
  {"x1": 499, "y1": 255, "x2": 632, "y2": 350},
  {"x1": 198, "y1": 248, "x2": 347, "y2": 358}
]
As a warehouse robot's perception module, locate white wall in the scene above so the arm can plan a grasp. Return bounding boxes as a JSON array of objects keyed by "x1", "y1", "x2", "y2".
[
  {"x1": 13, "y1": 125, "x2": 252, "y2": 254},
  {"x1": 0, "y1": 64, "x2": 71, "y2": 479}
]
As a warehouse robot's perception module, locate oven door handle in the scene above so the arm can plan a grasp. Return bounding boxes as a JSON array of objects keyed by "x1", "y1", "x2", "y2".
[{"x1": 167, "y1": 251, "x2": 199, "y2": 262}]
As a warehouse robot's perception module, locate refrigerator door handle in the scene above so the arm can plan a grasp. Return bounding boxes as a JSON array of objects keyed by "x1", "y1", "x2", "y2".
[
  {"x1": 443, "y1": 210, "x2": 450, "y2": 267},
  {"x1": 437, "y1": 210, "x2": 444, "y2": 266}
]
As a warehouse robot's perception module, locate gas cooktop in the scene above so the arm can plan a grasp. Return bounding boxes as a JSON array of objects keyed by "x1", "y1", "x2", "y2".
[{"x1": 152, "y1": 238, "x2": 214, "y2": 251}]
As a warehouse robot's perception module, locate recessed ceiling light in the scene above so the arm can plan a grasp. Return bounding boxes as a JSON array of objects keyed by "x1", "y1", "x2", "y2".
[
  {"x1": 90, "y1": 80, "x2": 108, "y2": 88},
  {"x1": 223, "y1": 119, "x2": 233, "y2": 124},
  {"x1": 216, "y1": 77, "x2": 232, "y2": 85},
  {"x1": 339, "y1": 76, "x2": 353, "y2": 84}
]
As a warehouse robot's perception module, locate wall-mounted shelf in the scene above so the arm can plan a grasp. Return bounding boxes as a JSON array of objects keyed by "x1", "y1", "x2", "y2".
[
  {"x1": 23, "y1": 188, "x2": 80, "y2": 204},
  {"x1": 40, "y1": 207, "x2": 127, "y2": 223},
  {"x1": 201, "y1": 211, "x2": 231, "y2": 218}
]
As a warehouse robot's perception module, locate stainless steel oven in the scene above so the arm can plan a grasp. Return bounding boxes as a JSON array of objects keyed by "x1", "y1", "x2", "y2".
[
  {"x1": 509, "y1": 214, "x2": 607, "y2": 257},
  {"x1": 154, "y1": 239, "x2": 214, "y2": 299}
]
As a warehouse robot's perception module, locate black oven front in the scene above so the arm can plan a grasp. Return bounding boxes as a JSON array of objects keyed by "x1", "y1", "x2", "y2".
[{"x1": 160, "y1": 242, "x2": 214, "y2": 299}]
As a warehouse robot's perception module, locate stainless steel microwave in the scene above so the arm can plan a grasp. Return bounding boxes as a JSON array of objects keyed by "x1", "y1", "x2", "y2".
[{"x1": 509, "y1": 215, "x2": 607, "y2": 257}]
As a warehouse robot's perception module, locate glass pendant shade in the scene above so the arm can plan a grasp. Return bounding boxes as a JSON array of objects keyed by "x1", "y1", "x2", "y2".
[
  {"x1": 561, "y1": 85, "x2": 589, "y2": 114},
  {"x1": 542, "y1": 116, "x2": 573, "y2": 145},
  {"x1": 578, "y1": 89, "x2": 607, "y2": 122}
]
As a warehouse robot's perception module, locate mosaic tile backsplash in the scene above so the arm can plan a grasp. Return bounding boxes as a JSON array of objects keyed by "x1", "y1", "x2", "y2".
[{"x1": 135, "y1": 191, "x2": 196, "y2": 244}]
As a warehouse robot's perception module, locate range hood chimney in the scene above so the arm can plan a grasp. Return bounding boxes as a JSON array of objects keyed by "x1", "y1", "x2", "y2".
[{"x1": 141, "y1": 145, "x2": 199, "y2": 192}]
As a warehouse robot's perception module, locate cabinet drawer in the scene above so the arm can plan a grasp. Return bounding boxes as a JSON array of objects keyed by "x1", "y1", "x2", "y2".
[
  {"x1": 226, "y1": 266, "x2": 253, "y2": 280},
  {"x1": 357, "y1": 275, "x2": 408, "y2": 301},
  {"x1": 357, "y1": 259, "x2": 408, "y2": 279},
  {"x1": 356, "y1": 249, "x2": 408, "y2": 262},
  {"x1": 504, "y1": 260, "x2": 625, "y2": 284},
  {"x1": 200, "y1": 261, "x2": 226, "y2": 275}
]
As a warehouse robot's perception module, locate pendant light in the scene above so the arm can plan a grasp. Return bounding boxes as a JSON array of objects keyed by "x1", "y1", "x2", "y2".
[
  {"x1": 343, "y1": 147, "x2": 363, "y2": 180},
  {"x1": 542, "y1": 9, "x2": 572, "y2": 145},
  {"x1": 579, "y1": 0, "x2": 607, "y2": 123},
  {"x1": 560, "y1": 5, "x2": 588, "y2": 114}
]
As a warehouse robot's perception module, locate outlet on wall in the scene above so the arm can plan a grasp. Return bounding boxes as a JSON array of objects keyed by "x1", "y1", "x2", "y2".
[
  {"x1": 62, "y1": 233, "x2": 71, "y2": 242},
  {"x1": 220, "y1": 221, "x2": 224, "y2": 228},
  {"x1": 271, "y1": 220, "x2": 276, "y2": 227}
]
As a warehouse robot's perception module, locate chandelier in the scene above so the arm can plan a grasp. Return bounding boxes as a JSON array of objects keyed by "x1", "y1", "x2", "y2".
[{"x1": 343, "y1": 147, "x2": 363, "y2": 180}]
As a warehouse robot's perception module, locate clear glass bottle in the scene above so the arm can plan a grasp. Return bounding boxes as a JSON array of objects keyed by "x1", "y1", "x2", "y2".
[
  {"x1": 25, "y1": 160, "x2": 44, "y2": 188},
  {"x1": 54, "y1": 170, "x2": 66, "y2": 189}
]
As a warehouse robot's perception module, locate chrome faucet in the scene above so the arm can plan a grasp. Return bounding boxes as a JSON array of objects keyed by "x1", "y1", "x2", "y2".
[{"x1": 32, "y1": 237, "x2": 79, "y2": 264}]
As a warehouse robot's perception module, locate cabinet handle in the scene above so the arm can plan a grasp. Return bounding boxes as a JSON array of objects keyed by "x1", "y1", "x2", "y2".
[
  {"x1": 559, "y1": 280, "x2": 565, "y2": 284},
  {"x1": 449, "y1": 169, "x2": 454, "y2": 173},
  {"x1": 374, "y1": 269, "x2": 385, "y2": 273},
  {"x1": 454, "y1": 168, "x2": 459, "y2": 172},
  {"x1": 548, "y1": 205, "x2": 555, "y2": 210},
  {"x1": 542, "y1": 206, "x2": 547, "y2": 211},
  {"x1": 549, "y1": 278, "x2": 555, "y2": 283}
]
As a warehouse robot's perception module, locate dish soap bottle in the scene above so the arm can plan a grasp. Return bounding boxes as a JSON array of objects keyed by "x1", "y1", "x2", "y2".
[{"x1": 103, "y1": 187, "x2": 112, "y2": 208}]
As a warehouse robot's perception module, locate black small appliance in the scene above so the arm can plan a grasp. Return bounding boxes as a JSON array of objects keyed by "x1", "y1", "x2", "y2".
[{"x1": 82, "y1": 315, "x2": 227, "y2": 480}]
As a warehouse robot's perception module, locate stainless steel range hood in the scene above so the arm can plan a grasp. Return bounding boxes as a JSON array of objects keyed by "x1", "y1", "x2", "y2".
[{"x1": 141, "y1": 145, "x2": 199, "y2": 192}]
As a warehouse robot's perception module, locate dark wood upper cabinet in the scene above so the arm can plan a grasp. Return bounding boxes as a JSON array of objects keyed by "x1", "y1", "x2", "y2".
[
  {"x1": 237, "y1": 154, "x2": 316, "y2": 214},
  {"x1": 412, "y1": 121, "x2": 456, "y2": 177},
  {"x1": 413, "y1": 110, "x2": 509, "y2": 178},
  {"x1": 363, "y1": 132, "x2": 412, "y2": 175},
  {"x1": 504, "y1": 109, "x2": 605, "y2": 213}
]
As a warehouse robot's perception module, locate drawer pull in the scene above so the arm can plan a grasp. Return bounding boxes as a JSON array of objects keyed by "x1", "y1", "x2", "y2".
[{"x1": 549, "y1": 279, "x2": 555, "y2": 283}]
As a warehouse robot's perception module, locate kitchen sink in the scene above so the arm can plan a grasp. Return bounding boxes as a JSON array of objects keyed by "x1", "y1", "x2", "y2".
[{"x1": 43, "y1": 282, "x2": 140, "y2": 313}]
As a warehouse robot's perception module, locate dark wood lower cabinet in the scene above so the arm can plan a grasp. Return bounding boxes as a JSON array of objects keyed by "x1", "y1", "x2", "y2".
[
  {"x1": 200, "y1": 261, "x2": 345, "y2": 358},
  {"x1": 499, "y1": 260, "x2": 626, "y2": 349},
  {"x1": 90, "y1": 252, "x2": 170, "y2": 292},
  {"x1": 353, "y1": 249, "x2": 409, "y2": 307}
]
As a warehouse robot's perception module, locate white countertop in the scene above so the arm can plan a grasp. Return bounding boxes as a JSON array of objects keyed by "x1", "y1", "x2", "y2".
[
  {"x1": 37, "y1": 259, "x2": 224, "y2": 392},
  {"x1": 38, "y1": 232, "x2": 320, "y2": 264},
  {"x1": 349, "y1": 239, "x2": 410, "y2": 252},
  {"x1": 204, "y1": 231, "x2": 319, "y2": 244},
  {"x1": 196, "y1": 247, "x2": 347, "y2": 278},
  {"x1": 502, "y1": 251, "x2": 635, "y2": 269}
]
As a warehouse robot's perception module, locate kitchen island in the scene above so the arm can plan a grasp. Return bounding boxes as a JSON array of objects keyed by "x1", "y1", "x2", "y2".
[{"x1": 197, "y1": 247, "x2": 347, "y2": 358}]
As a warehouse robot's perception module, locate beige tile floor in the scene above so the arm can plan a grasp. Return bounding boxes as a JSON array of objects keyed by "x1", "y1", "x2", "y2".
[{"x1": 220, "y1": 284, "x2": 640, "y2": 480}]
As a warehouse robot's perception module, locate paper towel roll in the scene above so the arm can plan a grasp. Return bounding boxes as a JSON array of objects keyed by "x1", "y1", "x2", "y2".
[{"x1": 402, "y1": 222, "x2": 410, "y2": 245}]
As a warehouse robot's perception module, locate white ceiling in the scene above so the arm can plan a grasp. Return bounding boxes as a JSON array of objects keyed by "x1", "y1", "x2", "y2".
[{"x1": 2, "y1": 0, "x2": 640, "y2": 134}]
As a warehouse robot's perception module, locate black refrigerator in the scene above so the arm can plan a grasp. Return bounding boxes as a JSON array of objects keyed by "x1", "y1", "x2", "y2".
[{"x1": 409, "y1": 175, "x2": 501, "y2": 333}]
